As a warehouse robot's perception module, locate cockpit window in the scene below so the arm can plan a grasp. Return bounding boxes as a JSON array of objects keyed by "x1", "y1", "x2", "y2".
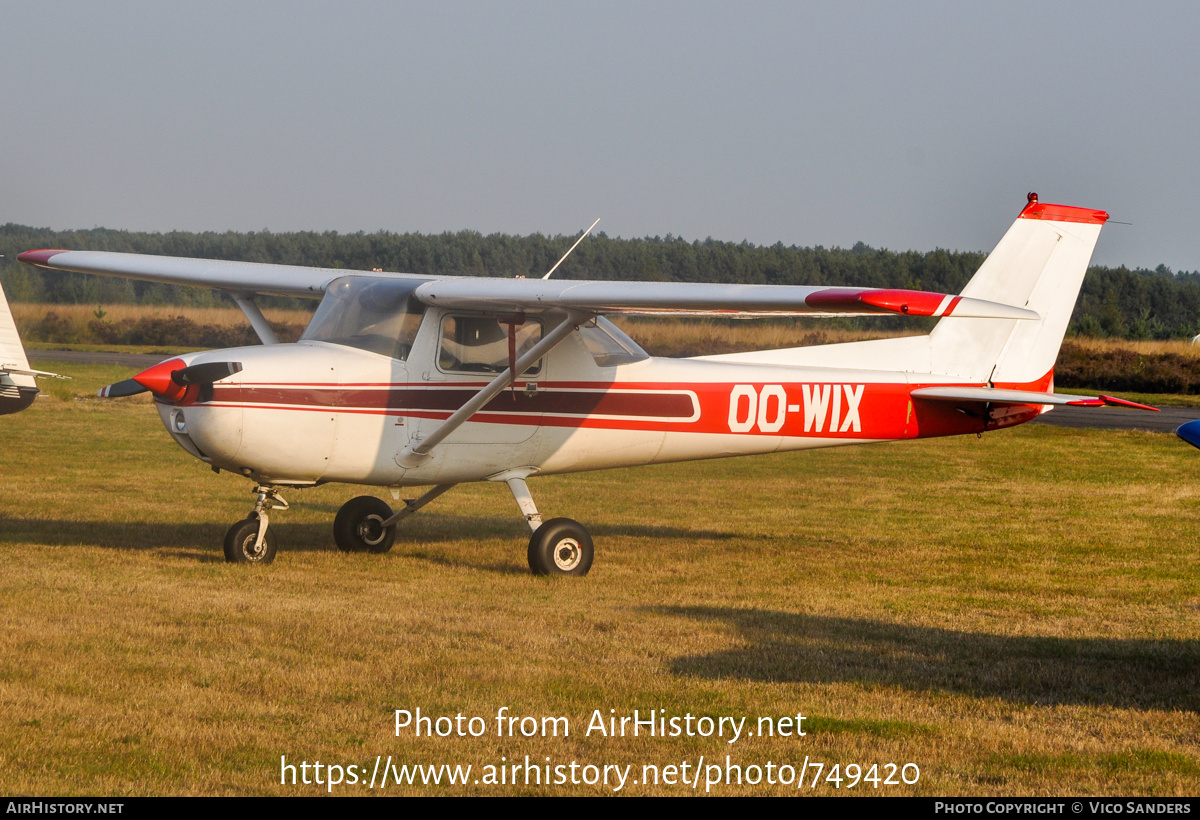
[
  {"x1": 301, "y1": 276, "x2": 427, "y2": 360},
  {"x1": 438, "y1": 316, "x2": 544, "y2": 375},
  {"x1": 577, "y1": 317, "x2": 649, "y2": 366}
]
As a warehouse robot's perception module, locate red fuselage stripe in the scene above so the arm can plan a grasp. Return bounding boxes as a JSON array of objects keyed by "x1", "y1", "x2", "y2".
[{"x1": 184, "y1": 377, "x2": 1052, "y2": 440}]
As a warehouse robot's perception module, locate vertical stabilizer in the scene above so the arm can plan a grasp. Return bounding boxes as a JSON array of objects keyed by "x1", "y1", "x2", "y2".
[
  {"x1": 0, "y1": 281, "x2": 40, "y2": 414},
  {"x1": 0, "y1": 281, "x2": 31, "y2": 372},
  {"x1": 928, "y1": 195, "x2": 1107, "y2": 385}
]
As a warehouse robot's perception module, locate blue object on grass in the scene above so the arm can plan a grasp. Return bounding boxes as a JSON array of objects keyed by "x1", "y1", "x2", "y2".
[{"x1": 1176, "y1": 419, "x2": 1200, "y2": 450}]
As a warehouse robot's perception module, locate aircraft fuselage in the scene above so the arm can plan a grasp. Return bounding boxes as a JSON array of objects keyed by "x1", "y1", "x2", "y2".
[{"x1": 156, "y1": 327, "x2": 1040, "y2": 488}]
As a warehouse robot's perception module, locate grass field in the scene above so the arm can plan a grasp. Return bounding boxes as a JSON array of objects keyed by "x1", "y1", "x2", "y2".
[{"x1": 2, "y1": 363, "x2": 1199, "y2": 796}]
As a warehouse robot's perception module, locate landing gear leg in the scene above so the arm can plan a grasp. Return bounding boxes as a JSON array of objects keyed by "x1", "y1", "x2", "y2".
[
  {"x1": 504, "y1": 476, "x2": 593, "y2": 576},
  {"x1": 381, "y1": 484, "x2": 457, "y2": 528},
  {"x1": 224, "y1": 485, "x2": 288, "y2": 564}
]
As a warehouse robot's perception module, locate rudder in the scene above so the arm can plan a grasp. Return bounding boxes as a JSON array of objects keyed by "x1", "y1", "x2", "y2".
[{"x1": 928, "y1": 194, "x2": 1108, "y2": 386}]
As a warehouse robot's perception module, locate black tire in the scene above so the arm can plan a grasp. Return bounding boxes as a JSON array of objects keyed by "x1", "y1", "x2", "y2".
[
  {"x1": 334, "y1": 496, "x2": 396, "y2": 554},
  {"x1": 527, "y1": 518, "x2": 594, "y2": 576},
  {"x1": 223, "y1": 517, "x2": 277, "y2": 564}
]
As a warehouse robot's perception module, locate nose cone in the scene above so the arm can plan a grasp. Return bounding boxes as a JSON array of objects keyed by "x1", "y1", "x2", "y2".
[{"x1": 134, "y1": 358, "x2": 189, "y2": 401}]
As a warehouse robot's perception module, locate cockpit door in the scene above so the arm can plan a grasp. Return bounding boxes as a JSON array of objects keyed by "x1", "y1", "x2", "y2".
[{"x1": 408, "y1": 311, "x2": 545, "y2": 446}]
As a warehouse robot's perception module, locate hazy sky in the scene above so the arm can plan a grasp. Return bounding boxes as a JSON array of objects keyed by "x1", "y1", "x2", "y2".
[{"x1": 3, "y1": 1, "x2": 1198, "y2": 270}]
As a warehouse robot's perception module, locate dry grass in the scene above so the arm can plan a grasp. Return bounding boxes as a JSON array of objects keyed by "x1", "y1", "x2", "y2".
[
  {"x1": 1, "y1": 363, "x2": 1197, "y2": 795},
  {"x1": 10, "y1": 302, "x2": 316, "y2": 328},
  {"x1": 1064, "y1": 337, "x2": 1200, "y2": 359}
]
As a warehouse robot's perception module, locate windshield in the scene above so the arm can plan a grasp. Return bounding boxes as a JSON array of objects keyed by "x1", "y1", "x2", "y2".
[{"x1": 301, "y1": 276, "x2": 428, "y2": 360}]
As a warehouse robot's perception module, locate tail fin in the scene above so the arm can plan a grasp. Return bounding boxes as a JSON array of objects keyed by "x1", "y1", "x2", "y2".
[
  {"x1": 0, "y1": 280, "x2": 40, "y2": 415},
  {"x1": 927, "y1": 194, "x2": 1108, "y2": 386}
]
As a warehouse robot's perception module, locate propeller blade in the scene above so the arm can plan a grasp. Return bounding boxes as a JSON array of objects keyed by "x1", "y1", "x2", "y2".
[
  {"x1": 96, "y1": 359, "x2": 241, "y2": 400},
  {"x1": 98, "y1": 379, "x2": 149, "y2": 398},
  {"x1": 172, "y1": 361, "x2": 243, "y2": 386}
]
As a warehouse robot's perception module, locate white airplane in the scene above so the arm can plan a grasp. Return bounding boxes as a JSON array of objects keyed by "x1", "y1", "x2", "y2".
[
  {"x1": 0, "y1": 280, "x2": 66, "y2": 415},
  {"x1": 18, "y1": 194, "x2": 1155, "y2": 572}
]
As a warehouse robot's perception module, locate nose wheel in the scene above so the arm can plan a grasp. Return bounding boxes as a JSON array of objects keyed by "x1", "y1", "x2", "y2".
[
  {"x1": 224, "y1": 485, "x2": 287, "y2": 564},
  {"x1": 224, "y1": 518, "x2": 278, "y2": 564}
]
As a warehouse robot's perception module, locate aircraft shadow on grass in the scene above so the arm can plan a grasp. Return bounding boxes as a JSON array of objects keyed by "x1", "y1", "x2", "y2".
[
  {"x1": 0, "y1": 518, "x2": 337, "y2": 558},
  {"x1": 650, "y1": 606, "x2": 1200, "y2": 713},
  {"x1": 0, "y1": 516, "x2": 738, "y2": 571}
]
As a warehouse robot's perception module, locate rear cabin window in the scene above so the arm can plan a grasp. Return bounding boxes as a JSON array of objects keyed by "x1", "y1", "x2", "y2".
[
  {"x1": 577, "y1": 317, "x2": 649, "y2": 367},
  {"x1": 438, "y1": 316, "x2": 543, "y2": 376},
  {"x1": 301, "y1": 276, "x2": 427, "y2": 360}
]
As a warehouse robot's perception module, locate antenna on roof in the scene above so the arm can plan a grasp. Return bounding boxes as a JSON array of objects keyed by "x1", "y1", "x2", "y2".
[{"x1": 542, "y1": 218, "x2": 600, "y2": 280}]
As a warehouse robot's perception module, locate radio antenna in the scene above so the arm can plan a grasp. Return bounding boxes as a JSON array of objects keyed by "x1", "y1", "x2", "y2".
[{"x1": 542, "y1": 218, "x2": 600, "y2": 280}]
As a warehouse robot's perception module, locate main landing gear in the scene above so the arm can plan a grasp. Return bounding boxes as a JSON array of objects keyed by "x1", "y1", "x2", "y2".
[
  {"x1": 223, "y1": 479, "x2": 594, "y2": 576},
  {"x1": 505, "y1": 476, "x2": 594, "y2": 576},
  {"x1": 333, "y1": 496, "x2": 396, "y2": 553},
  {"x1": 223, "y1": 485, "x2": 288, "y2": 564},
  {"x1": 329, "y1": 477, "x2": 593, "y2": 575}
]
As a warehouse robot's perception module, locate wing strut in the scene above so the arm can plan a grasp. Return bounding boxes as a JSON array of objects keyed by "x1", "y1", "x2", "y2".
[
  {"x1": 395, "y1": 312, "x2": 589, "y2": 468},
  {"x1": 231, "y1": 293, "x2": 280, "y2": 345}
]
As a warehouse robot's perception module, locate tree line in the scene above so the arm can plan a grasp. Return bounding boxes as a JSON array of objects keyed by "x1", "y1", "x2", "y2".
[{"x1": 1, "y1": 222, "x2": 1196, "y2": 339}]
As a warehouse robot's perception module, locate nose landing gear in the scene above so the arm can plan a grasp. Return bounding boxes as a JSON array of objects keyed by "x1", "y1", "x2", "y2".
[{"x1": 223, "y1": 485, "x2": 288, "y2": 564}]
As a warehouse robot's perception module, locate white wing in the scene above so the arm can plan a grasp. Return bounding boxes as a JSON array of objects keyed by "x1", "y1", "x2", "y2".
[{"x1": 19, "y1": 249, "x2": 1038, "y2": 320}]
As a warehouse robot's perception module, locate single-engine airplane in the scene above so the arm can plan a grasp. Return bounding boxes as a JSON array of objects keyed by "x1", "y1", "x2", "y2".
[
  {"x1": 18, "y1": 194, "x2": 1155, "y2": 573},
  {"x1": 0, "y1": 280, "x2": 66, "y2": 415}
]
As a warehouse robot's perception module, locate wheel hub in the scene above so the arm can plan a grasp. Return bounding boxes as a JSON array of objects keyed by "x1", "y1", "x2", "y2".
[
  {"x1": 553, "y1": 538, "x2": 582, "y2": 571},
  {"x1": 358, "y1": 515, "x2": 385, "y2": 545},
  {"x1": 242, "y1": 535, "x2": 267, "y2": 560}
]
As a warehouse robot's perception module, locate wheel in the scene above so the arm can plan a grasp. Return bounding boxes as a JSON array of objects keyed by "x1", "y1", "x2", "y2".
[
  {"x1": 334, "y1": 496, "x2": 396, "y2": 554},
  {"x1": 527, "y1": 518, "x2": 594, "y2": 576},
  {"x1": 223, "y1": 517, "x2": 277, "y2": 564}
]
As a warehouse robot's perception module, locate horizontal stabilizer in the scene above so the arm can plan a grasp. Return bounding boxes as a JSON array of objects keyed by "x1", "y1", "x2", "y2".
[
  {"x1": 911, "y1": 386, "x2": 1159, "y2": 411},
  {"x1": 1, "y1": 365, "x2": 69, "y2": 380}
]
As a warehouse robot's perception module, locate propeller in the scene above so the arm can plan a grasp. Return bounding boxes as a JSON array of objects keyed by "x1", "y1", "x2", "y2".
[{"x1": 98, "y1": 359, "x2": 242, "y2": 401}]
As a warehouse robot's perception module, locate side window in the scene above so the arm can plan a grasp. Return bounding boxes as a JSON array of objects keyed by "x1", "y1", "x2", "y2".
[
  {"x1": 438, "y1": 316, "x2": 543, "y2": 375},
  {"x1": 577, "y1": 317, "x2": 649, "y2": 367}
]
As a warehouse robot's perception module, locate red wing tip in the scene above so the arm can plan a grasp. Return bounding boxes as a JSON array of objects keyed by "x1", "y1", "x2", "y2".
[
  {"x1": 805, "y1": 288, "x2": 947, "y2": 316},
  {"x1": 17, "y1": 249, "x2": 70, "y2": 265},
  {"x1": 1099, "y1": 395, "x2": 1160, "y2": 411},
  {"x1": 1018, "y1": 201, "x2": 1109, "y2": 225}
]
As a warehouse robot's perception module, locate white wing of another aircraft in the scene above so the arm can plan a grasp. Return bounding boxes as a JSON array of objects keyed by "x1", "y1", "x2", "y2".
[{"x1": 0, "y1": 280, "x2": 66, "y2": 415}]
